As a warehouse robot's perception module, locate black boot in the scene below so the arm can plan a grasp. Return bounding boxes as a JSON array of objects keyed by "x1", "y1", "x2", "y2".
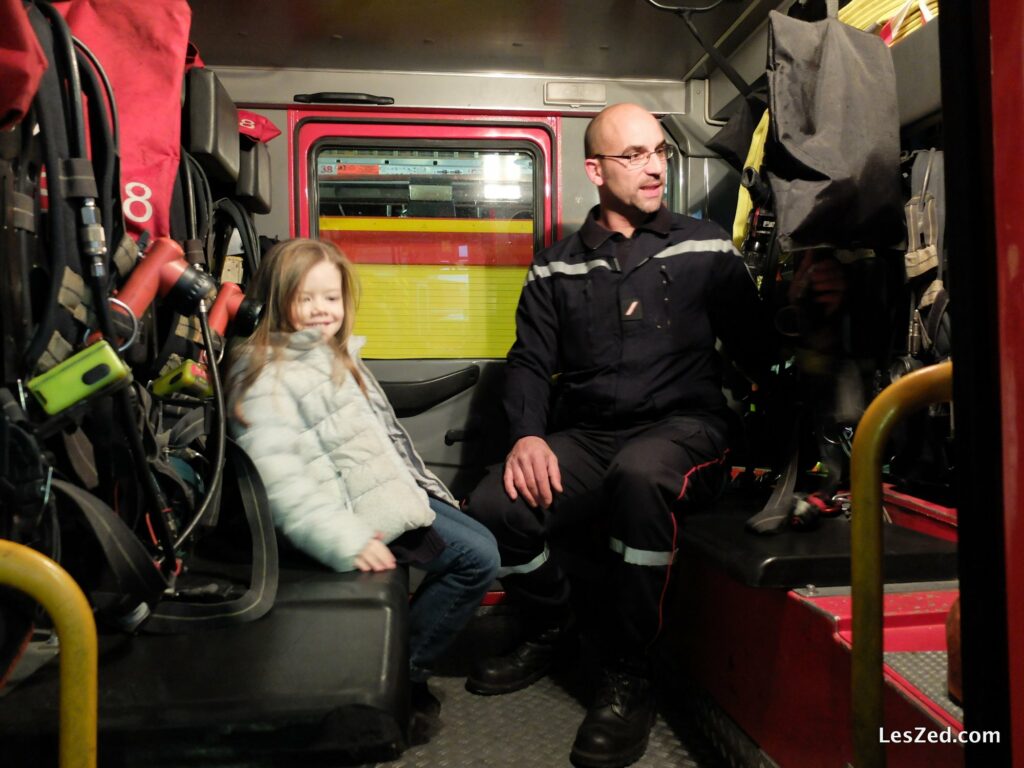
[
  {"x1": 465, "y1": 621, "x2": 568, "y2": 695},
  {"x1": 569, "y1": 668, "x2": 655, "y2": 768},
  {"x1": 409, "y1": 681, "x2": 441, "y2": 745}
]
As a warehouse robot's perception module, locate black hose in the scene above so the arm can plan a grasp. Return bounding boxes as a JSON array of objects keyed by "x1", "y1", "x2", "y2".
[
  {"x1": 72, "y1": 36, "x2": 119, "y2": 145},
  {"x1": 187, "y1": 152, "x2": 214, "y2": 241},
  {"x1": 181, "y1": 147, "x2": 198, "y2": 241},
  {"x1": 73, "y1": 36, "x2": 124, "y2": 255},
  {"x1": 114, "y1": 385, "x2": 179, "y2": 576},
  {"x1": 172, "y1": 300, "x2": 226, "y2": 549},
  {"x1": 35, "y1": 1, "x2": 87, "y2": 158}
]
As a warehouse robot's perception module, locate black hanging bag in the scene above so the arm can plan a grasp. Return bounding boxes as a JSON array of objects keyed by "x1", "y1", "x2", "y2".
[{"x1": 764, "y1": 0, "x2": 904, "y2": 252}]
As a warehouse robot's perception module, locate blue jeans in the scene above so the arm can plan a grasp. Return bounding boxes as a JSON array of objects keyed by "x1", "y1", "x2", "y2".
[{"x1": 408, "y1": 498, "x2": 500, "y2": 682}]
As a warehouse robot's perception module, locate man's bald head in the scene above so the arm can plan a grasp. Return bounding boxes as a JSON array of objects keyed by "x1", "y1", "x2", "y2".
[
  {"x1": 584, "y1": 103, "x2": 660, "y2": 158},
  {"x1": 582, "y1": 103, "x2": 668, "y2": 235}
]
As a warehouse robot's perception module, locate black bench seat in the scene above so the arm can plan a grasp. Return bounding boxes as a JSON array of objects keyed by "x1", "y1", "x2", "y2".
[
  {"x1": 680, "y1": 492, "x2": 959, "y2": 589},
  {"x1": 0, "y1": 566, "x2": 410, "y2": 766}
]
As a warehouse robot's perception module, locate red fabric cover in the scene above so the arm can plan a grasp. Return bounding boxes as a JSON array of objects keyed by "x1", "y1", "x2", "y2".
[
  {"x1": 0, "y1": 0, "x2": 48, "y2": 130},
  {"x1": 57, "y1": 0, "x2": 192, "y2": 240},
  {"x1": 238, "y1": 109, "x2": 281, "y2": 143}
]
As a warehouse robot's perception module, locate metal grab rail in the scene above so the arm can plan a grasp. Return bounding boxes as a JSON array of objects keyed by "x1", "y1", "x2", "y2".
[
  {"x1": 849, "y1": 360, "x2": 953, "y2": 768},
  {"x1": 0, "y1": 540, "x2": 98, "y2": 768}
]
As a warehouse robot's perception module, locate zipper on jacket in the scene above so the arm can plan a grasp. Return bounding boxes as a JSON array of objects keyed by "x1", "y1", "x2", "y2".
[{"x1": 659, "y1": 265, "x2": 672, "y2": 328}]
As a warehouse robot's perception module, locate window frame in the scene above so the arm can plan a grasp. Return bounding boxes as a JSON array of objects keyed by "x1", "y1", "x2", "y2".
[
  {"x1": 309, "y1": 137, "x2": 546, "y2": 256},
  {"x1": 292, "y1": 112, "x2": 558, "y2": 249}
]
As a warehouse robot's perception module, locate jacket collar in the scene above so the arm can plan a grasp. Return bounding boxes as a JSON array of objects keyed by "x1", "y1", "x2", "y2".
[
  {"x1": 272, "y1": 330, "x2": 367, "y2": 356},
  {"x1": 579, "y1": 204, "x2": 672, "y2": 250}
]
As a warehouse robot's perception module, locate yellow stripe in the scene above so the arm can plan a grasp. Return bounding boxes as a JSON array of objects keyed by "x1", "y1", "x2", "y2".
[
  {"x1": 321, "y1": 216, "x2": 534, "y2": 235},
  {"x1": 838, "y1": 0, "x2": 938, "y2": 36},
  {"x1": 355, "y1": 264, "x2": 527, "y2": 359}
]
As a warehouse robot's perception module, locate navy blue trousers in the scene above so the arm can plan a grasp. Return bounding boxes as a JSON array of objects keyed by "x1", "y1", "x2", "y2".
[{"x1": 464, "y1": 415, "x2": 729, "y2": 667}]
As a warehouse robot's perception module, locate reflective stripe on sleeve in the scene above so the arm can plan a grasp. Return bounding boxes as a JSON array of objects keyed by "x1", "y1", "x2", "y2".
[
  {"x1": 651, "y1": 238, "x2": 740, "y2": 260},
  {"x1": 525, "y1": 258, "x2": 613, "y2": 283}
]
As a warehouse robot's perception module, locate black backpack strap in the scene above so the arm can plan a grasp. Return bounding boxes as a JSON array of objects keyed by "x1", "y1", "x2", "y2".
[
  {"x1": 142, "y1": 439, "x2": 278, "y2": 633},
  {"x1": 23, "y1": 3, "x2": 85, "y2": 372},
  {"x1": 0, "y1": 121, "x2": 37, "y2": 381}
]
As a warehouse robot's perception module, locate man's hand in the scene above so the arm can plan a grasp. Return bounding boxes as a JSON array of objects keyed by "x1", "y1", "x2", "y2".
[
  {"x1": 503, "y1": 436, "x2": 563, "y2": 508},
  {"x1": 354, "y1": 533, "x2": 396, "y2": 572}
]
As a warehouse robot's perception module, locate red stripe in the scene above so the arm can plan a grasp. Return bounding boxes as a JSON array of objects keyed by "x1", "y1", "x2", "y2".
[
  {"x1": 647, "y1": 511, "x2": 679, "y2": 653},
  {"x1": 648, "y1": 448, "x2": 732, "y2": 648},
  {"x1": 321, "y1": 229, "x2": 534, "y2": 266},
  {"x1": 676, "y1": 448, "x2": 730, "y2": 501}
]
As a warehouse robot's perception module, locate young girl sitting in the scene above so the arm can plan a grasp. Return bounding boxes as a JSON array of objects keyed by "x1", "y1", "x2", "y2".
[{"x1": 227, "y1": 238, "x2": 499, "y2": 735}]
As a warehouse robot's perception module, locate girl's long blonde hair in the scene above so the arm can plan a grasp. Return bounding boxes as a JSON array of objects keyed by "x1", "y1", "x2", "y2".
[{"x1": 229, "y1": 238, "x2": 365, "y2": 421}]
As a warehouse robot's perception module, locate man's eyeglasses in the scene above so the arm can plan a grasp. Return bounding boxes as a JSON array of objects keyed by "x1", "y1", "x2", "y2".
[{"x1": 590, "y1": 144, "x2": 676, "y2": 169}]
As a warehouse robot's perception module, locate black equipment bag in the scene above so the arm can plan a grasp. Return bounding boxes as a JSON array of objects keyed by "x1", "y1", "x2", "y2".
[{"x1": 764, "y1": 0, "x2": 904, "y2": 253}]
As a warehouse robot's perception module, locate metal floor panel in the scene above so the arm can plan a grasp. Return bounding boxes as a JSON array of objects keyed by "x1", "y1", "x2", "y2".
[
  {"x1": 375, "y1": 674, "x2": 727, "y2": 768},
  {"x1": 884, "y1": 650, "x2": 963, "y2": 722}
]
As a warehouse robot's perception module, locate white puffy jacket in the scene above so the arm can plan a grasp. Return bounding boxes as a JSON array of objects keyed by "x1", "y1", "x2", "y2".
[{"x1": 229, "y1": 330, "x2": 455, "y2": 572}]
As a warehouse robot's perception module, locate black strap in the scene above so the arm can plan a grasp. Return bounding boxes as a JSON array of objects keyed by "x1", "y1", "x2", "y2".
[
  {"x1": 51, "y1": 440, "x2": 279, "y2": 634},
  {"x1": 23, "y1": 4, "x2": 81, "y2": 372},
  {"x1": 211, "y1": 197, "x2": 260, "y2": 286},
  {"x1": 50, "y1": 478, "x2": 168, "y2": 624},
  {"x1": 143, "y1": 439, "x2": 278, "y2": 633},
  {"x1": 745, "y1": 415, "x2": 802, "y2": 534},
  {"x1": 679, "y1": 9, "x2": 752, "y2": 98},
  {"x1": 0, "y1": 130, "x2": 36, "y2": 381},
  {"x1": 922, "y1": 287, "x2": 950, "y2": 354}
]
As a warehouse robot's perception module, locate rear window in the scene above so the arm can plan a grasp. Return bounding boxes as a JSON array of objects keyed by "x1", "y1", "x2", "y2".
[{"x1": 315, "y1": 145, "x2": 539, "y2": 359}]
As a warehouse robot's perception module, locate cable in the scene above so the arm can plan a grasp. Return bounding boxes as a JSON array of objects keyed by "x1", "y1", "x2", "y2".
[{"x1": 172, "y1": 299, "x2": 226, "y2": 549}]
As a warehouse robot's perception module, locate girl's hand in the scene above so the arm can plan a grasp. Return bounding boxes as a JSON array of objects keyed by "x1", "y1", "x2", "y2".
[{"x1": 354, "y1": 533, "x2": 396, "y2": 572}]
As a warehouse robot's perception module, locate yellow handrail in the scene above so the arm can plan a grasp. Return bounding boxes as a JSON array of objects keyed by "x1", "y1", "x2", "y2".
[
  {"x1": 849, "y1": 360, "x2": 953, "y2": 768},
  {"x1": 0, "y1": 540, "x2": 98, "y2": 768}
]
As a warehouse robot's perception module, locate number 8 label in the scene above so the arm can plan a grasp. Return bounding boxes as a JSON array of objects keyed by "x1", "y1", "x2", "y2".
[{"x1": 123, "y1": 181, "x2": 154, "y2": 224}]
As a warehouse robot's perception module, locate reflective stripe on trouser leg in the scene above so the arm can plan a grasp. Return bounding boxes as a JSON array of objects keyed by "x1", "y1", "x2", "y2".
[
  {"x1": 608, "y1": 537, "x2": 676, "y2": 567},
  {"x1": 463, "y1": 461, "x2": 571, "y2": 610},
  {"x1": 497, "y1": 544, "x2": 550, "y2": 578},
  {"x1": 603, "y1": 416, "x2": 729, "y2": 658},
  {"x1": 606, "y1": 529, "x2": 679, "y2": 657}
]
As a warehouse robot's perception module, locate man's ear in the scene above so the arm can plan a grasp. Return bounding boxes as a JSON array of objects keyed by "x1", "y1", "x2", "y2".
[{"x1": 584, "y1": 157, "x2": 604, "y2": 187}]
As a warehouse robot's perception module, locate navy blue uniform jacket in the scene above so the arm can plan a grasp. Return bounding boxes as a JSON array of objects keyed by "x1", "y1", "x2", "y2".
[{"x1": 504, "y1": 206, "x2": 769, "y2": 443}]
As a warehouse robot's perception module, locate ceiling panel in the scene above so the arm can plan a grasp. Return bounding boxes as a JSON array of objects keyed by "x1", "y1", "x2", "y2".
[{"x1": 187, "y1": 0, "x2": 779, "y2": 81}]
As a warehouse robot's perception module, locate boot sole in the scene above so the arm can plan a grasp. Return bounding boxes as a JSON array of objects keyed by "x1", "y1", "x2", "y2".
[
  {"x1": 464, "y1": 666, "x2": 550, "y2": 696},
  {"x1": 569, "y1": 734, "x2": 650, "y2": 768}
]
